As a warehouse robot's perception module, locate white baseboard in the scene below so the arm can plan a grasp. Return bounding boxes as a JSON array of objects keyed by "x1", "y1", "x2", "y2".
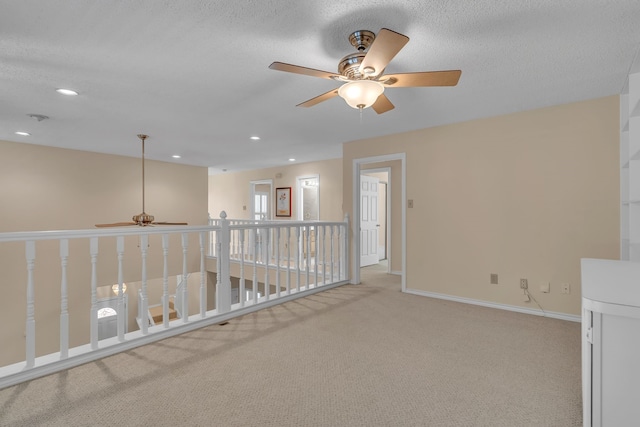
[
  {"x1": 390, "y1": 270, "x2": 402, "y2": 276},
  {"x1": 404, "y1": 288, "x2": 581, "y2": 323}
]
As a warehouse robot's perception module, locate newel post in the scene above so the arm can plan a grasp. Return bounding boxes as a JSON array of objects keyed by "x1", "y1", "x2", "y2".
[
  {"x1": 342, "y1": 213, "x2": 349, "y2": 281},
  {"x1": 217, "y1": 211, "x2": 232, "y2": 313}
]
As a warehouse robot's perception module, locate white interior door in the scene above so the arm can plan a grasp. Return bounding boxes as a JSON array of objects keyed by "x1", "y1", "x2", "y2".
[{"x1": 360, "y1": 174, "x2": 379, "y2": 267}]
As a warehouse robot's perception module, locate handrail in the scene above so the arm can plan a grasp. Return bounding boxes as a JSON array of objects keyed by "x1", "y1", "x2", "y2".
[{"x1": 0, "y1": 224, "x2": 216, "y2": 243}]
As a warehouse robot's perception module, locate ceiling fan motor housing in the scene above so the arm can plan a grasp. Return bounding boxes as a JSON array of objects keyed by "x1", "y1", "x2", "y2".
[
  {"x1": 133, "y1": 212, "x2": 154, "y2": 226},
  {"x1": 338, "y1": 53, "x2": 367, "y2": 80},
  {"x1": 339, "y1": 30, "x2": 378, "y2": 80}
]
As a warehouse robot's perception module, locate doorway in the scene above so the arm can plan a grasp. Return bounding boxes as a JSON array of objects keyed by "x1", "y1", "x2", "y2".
[
  {"x1": 96, "y1": 295, "x2": 128, "y2": 340},
  {"x1": 352, "y1": 154, "x2": 406, "y2": 291},
  {"x1": 250, "y1": 179, "x2": 273, "y2": 221},
  {"x1": 297, "y1": 175, "x2": 320, "y2": 221}
]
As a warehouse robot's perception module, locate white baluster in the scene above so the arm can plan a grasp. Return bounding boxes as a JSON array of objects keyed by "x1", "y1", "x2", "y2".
[
  {"x1": 199, "y1": 231, "x2": 206, "y2": 318},
  {"x1": 314, "y1": 227, "x2": 319, "y2": 287},
  {"x1": 181, "y1": 233, "x2": 189, "y2": 323},
  {"x1": 239, "y1": 229, "x2": 246, "y2": 307},
  {"x1": 234, "y1": 228, "x2": 240, "y2": 260},
  {"x1": 217, "y1": 211, "x2": 231, "y2": 313},
  {"x1": 209, "y1": 230, "x2": 218, "y2": 257},
  {"x1": 140, "y1": 234, "x2": 149, "y2": 335},
  {"x1": 25, "y1": 241, "x2": 36, "y2": 368},
  {"x1": 90, "y1": 237, "x2": 99, "y2": 349},
  {"x1": 339, "y1": 224, "x2": 345, "y2": 280},
  {"x1": 253, "y1": 228, "x2": 258, "y2": 304},
  {"x1": 162, "y1": 234, "x2": 170, "y2": 328},
  {"x1": 321, "y1": 226, "x2": 326, "y2": 286},
  {"x1": 276, "y1": 227, "x2": 281, "y2": 298},
  {"x1": 209, "y1": 228, "x2": 215, "y2": 257},
  {"x1": 264, "y1": 226, "x2": 270, "y2": 300},
  {"x1": 306, "y1": 226, "x2": 310, "y2": 289},
  {"x1": 341, "y1": 214, "x2": 349, "y2": 280},
  {"x1": 216, "y1": 229, "x2": 221, "y2": 308},
  {"x1": 286, "y1": 227, "x2": 291, "y2": 295},
  {"x1": 116, "y1": 236, "x2": 125, "y2": 342},
  {"x1": 295, "y1": 226, "x2": 301, "y2": 292},
  {"x1": 59, "y1": 239, "x2": 69, "y2": 359},
  {"x1": 329, "y1": 225, "x2": 335, "y2": 283}
]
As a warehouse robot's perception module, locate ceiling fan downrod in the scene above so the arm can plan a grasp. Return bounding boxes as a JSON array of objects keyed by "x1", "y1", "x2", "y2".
[{"x1": 132, "y1": 134, "x2": 154, "y2": 226}]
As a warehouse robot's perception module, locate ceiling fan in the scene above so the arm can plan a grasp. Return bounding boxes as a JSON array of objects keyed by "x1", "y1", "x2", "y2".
[
  {"x1": 269, "y1": 28, "x2": 461, "y2": 114},
  {"x1": 95, "y1": 134, "x2": 188, "y2": 228}
]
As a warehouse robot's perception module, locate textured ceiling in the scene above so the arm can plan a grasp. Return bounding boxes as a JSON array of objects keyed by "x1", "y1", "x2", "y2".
[{"x1": 1, "y1": 0, "x2": 639, "y2": 173}]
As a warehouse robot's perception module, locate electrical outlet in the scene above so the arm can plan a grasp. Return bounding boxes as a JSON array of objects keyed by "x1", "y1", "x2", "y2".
[
  {"x1": 520, "y1": 278, "x2": 528, "y2": 289},
  {"x1": 408, "y1": 199, "x2": 414, "y2": 208},
  {"x1": 490, "y1": 273, "x2": 498, "y2": 285},
  {"x1": 561, "y1": 283, "x2": 570, "y2": 294}
]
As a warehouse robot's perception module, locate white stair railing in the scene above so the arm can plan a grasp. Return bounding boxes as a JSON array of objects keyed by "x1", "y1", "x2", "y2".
[{"x1": 0, "y1": 212, "x2": 349, "y2": 390}]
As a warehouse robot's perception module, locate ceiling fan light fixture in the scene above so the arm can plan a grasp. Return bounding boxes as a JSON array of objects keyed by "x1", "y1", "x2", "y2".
[
  {"x1": 55, "y1": 88, "x2": 78, "y2": 96},
  {"x1": 338, "y1": 80, "x2": 384, "y2": 110}
]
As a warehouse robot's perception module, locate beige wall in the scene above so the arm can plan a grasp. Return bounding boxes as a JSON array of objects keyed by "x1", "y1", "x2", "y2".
[
  {"x1": 344, "y1": 96, "x2": 620, "y2": 315},
  {"x1": 209, "y1": 158, "x2": 343, "y2": 222},
  {"x1": 0, "y1": 140, "x2": 208, "y2": 365}
]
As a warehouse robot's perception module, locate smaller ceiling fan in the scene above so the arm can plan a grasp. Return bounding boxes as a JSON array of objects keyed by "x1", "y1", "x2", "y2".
[
  {"x1": 95, "y1": 134, "x2": 188, "y2": 228},
  {"x1": 269, "y1": 28, "x2": 461, "y2": 113}
]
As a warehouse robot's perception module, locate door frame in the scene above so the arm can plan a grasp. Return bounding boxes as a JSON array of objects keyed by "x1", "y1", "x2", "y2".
[
  {"x1": 352, "y1": 153, "x2": 406, "y2": 291},
  {"x1": 361, "y1": 167, "x2": 391, "y2": 273}
]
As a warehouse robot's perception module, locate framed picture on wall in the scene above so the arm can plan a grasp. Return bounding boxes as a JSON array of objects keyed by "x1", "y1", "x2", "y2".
[{"x1": 276, "y1": 187, "x2": 292, "y2": 217}]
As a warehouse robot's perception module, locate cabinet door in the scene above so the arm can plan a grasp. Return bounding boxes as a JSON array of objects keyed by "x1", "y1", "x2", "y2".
[
  {"x1": 589, "y1": 307, "x2": 640, "y2": 426},
  {"x1": 582, "y1": 308, "x2": 593, "y2": 427},
  {"x1": 600, "y1": 312, "x2": 640, "y2": 426}
]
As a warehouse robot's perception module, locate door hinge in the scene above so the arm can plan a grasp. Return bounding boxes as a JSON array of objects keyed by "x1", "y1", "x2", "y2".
[{"x1": 586, "y1": 327, "x2": 593, "y2": 344}]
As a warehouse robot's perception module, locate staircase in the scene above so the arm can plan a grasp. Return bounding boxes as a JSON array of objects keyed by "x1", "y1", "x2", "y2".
[{"x1": 148, "y1": 300, "x2": 179, "y2": 324}]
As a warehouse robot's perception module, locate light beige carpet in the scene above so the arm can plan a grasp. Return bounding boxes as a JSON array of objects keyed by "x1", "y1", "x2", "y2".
[{"x1": 0, "y1": 264, "x2": 581, "y2": 426}]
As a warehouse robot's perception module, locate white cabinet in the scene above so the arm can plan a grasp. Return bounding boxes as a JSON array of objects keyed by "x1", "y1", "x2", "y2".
[
  {"x1": 581, "y1": 259, "x2": 640, "y2": 426},
  {"x1": 621, "y1": 73, "x2": 640, "y2": 260}
]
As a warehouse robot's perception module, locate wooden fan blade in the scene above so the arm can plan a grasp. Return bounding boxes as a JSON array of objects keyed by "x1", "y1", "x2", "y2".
[
  {"x1": 269, "y1": 62, "x2": 339, "y2": 80},
  {"x1": 359, "y1": 28, "x2": 409, "y2": 77},
  {"x1": 381, "y1": 70, "x2": 462, "y2": 87},
  {"x1": 372, "y1": 93, "x2": 395, "y2": 114},
  {"x1": 296, "y1": 88, "x2": 340, "y2": 108},
  {"x1": 152, "y1": 221, "x2": 188, "y2": 225},
  {"x1": 95, "y1": 222, "x2": 137, "y2": 228}
]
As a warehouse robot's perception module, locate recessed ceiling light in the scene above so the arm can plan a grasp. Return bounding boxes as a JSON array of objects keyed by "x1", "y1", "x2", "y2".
[
  {"x1": 172, "y1": 155, "x2": 181, "y2": 159},
  {"x1": 250, "y1": 136, "x2": 260, "y2": 140},
  {"x1": 288, "y1": 158, "x2": 296, "y2": 162},
  {"x1": 56, "y1": 88, "x2": 79, "y2": 96},
  {"x1": 15, "y1": 131, "x2": 30, "y2": 136}
]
